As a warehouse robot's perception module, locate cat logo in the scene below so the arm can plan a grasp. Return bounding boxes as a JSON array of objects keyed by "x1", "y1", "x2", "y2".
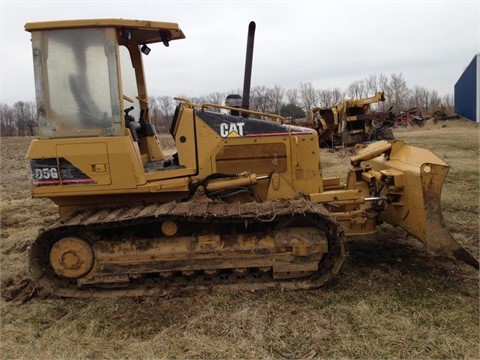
[{"x1": 220, "y1": 122, "x2": 245, "y2": 137}]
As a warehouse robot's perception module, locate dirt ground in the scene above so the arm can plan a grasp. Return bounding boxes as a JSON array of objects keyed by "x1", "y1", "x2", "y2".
[{"x1": 1, "y1": 119, "x2": 479, "y2": 359}]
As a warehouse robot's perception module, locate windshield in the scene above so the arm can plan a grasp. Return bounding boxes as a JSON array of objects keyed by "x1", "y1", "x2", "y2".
[{"x1": 33, "y1": 27, "x2": 122, "y2": 137}]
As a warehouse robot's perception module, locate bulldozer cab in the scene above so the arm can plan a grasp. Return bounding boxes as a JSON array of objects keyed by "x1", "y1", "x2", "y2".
[{"x1": 25, "y1": 19, "x2": 185, "y2": 139}]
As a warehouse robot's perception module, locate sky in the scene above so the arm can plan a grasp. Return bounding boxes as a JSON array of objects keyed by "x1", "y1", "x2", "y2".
[{"x1": 0, "y1": 0, "x2": 479, "y2": 105}]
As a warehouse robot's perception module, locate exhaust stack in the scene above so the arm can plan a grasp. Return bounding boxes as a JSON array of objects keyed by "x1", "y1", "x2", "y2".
[{"x1": 241, "y1": 21, "x2": 256, "y2": 116}]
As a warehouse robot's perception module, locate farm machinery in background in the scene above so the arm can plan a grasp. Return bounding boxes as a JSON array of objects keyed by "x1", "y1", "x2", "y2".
[
  {"x1": 394, "y1": 107, "x2": 459, "y2": 127},
  {"x1": 394, "y1": 107, "x2": 425, "y2": 127},
  {"x1": 303, "y1": 92, "x2": 396, "y2": 148},
  {"x1": 292, "y1": 94, "x2": 451, "y2": 149},
  {"x1": 23, "y1": 19, "x2": 478, "y2": 298}
]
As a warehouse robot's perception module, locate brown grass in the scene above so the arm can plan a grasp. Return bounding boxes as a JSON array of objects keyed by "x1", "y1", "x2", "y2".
[{"x1": 1, "y1": 119, "x2": 479, "y2": 359}]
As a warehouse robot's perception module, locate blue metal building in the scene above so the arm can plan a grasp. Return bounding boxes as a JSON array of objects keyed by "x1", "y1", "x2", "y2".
[{"x1": 454, "y1": 54, "x2": 479, "y2": 123}]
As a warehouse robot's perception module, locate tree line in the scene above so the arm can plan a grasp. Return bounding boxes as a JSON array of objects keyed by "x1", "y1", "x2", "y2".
[
  {"x1": 1, "y1": 73, "x2": 454, "y2": 136},
  {"x1": 0, "y1": 101, "x2": 37, "y2": 137}
]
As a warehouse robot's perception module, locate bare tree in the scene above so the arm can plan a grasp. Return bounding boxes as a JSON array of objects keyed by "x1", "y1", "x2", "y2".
[
  {"x1": 410, "y1": 86, "x2": 427, "y2": 111},
  {"x1": 299, "y1": 82, "x2": 318, "y2": 119},
  {"x1": 250, "y1": 85, "x2": 272, "y2": 113},
  {"x1": 189, "y1": 96, "x2": 207, "y2": 105},
  {"x1": 0, "y1": 104, "x2": 16, "y2": 136},
  {"x1": 206, "y1": 92, "x2": 224, "y2": 104},
  {"x1": 285, "y1": 88, "x2": 298, "y2": 106},
  {"x1": 270, "y1": 84, "x2": 285, "y2": 114},
  {"x1": 317, "y1": 88, "x2": 344, "y2": 107},
  {"x1": 409, "y1": 86, "x2": 443, "y2": 115},
  {"x1": 365, "y1": 74, "x2": 379, "y2": 96},
  {"x1": 332, "y1": 88, "x2": 344, "y2": 105},
  {"x1": 442, "y1": 93, "x2": 454, "y2": 115},
  {"x1": 346, "y1": 79, "x2": 368, "y2": 99},
  {"x1": 389, "y1": 73, "x2": 410, "y2": 113},
  {"x1": 317, "y1": 89, "x2": 331, "y2": 107},
  {"x1": 156, "y1": 96, "x2": 175, "y2": 132},
  {"x1": 377, "y1": 73, "x2": 392, "y2": 110},
  {"x1": 428, "y1": 90, "x2": 441, "y2": 114},
  {"x1": 26, "y1": 102, "x2": 37, "y2": 135},
  {"x1": 204, "y1": 92, "x2": 226, "y2": 113},
  {"x1": 13, "y1": 101, "x2": 36, "y2": 136}
]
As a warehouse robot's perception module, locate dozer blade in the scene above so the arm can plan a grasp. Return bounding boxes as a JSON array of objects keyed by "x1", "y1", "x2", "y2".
[{"x1": 362, "y1": 140, "x2": 479, "y2": 269}]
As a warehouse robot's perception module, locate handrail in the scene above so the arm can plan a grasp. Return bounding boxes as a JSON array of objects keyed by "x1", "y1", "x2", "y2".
[
  {"x1": 201, "y1": 103, "x2": 284, "y2": 124},
  {"x1": 173, "y1": 97, "x2": 284, "y2": 124},
  {"x1": 173, "y1": 97, "x2": 192, "y2": 106}
]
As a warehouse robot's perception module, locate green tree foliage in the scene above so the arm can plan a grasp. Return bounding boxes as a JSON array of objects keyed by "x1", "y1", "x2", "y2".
[{"x1": 280, "y1": 103, "x2": 305, "y2": 119}]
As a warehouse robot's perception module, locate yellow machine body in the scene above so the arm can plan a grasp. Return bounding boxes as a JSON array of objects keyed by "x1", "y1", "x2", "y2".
[{"x1": 24, "y1": 19, "x2": 477, "y2": 297}]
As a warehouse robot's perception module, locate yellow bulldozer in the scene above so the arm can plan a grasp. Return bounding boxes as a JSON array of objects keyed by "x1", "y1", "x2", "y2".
[
  {"x1": 311, "y1": 92, "x2": 395, "y2": 148},
  {"x1": 24, "y1": 19, "x2": 478, "y2": 298}
]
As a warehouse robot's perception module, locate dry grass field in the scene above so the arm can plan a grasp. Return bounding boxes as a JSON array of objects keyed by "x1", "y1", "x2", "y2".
[{"x1": 1, "y1": 119, "x2": 479, "y2": 359}]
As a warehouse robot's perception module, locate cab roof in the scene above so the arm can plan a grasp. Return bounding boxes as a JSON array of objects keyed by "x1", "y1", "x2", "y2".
[{"x1": 25, "y1": 18, "x2": 185, "y2": 44}]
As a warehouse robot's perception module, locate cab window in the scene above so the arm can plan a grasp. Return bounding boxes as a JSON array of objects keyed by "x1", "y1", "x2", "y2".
[{"x1": 35, "y1": 27, "x2": 121, "y2": 137}]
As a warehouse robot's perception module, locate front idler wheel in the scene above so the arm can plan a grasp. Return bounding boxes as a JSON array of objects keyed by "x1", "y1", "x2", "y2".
[{"x1": 49, "y1": 236, "x2": 94, "y2": 278}]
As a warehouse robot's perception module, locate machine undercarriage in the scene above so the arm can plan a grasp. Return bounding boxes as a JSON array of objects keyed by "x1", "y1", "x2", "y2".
[{"x1": 30, "y1": 199, "x2": 346, "y2": 298}]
